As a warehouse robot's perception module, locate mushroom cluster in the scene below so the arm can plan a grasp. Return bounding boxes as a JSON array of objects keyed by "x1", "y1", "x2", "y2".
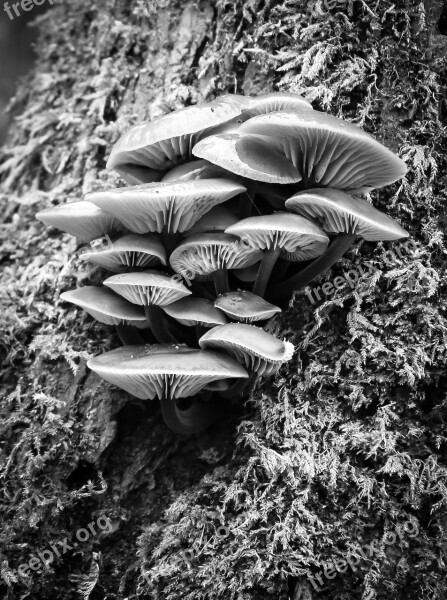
[{"x1": 36, "y1": 92, "x2": 408, "y2": 435}]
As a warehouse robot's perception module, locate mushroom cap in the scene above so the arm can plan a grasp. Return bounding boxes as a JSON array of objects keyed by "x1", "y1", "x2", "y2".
[
  {"x1": 36, "y1": 201, "x2": 126, "y2": 243},
  {"x1": 163, "y1": 297, "x2": 228, "y2": 327},
  {"x1": 80, "y1": 233, "x2": 167, "y2": 272},
  {"x1": 225, "y1": 212, "x2": 329, "y2": 261},
  {"x1": 214, "y1": 291, "x2": 281, "y2": 323},
  {"x1": 104, "y1": 270, "x2": 191, "y2": 306},
  {"x1": 239, "y1": 110, "x2": 407, "y2": 192},
  {"x1": 233, "y1": 262, "x2": 261, "y2": 283},
  {"x1": 87, "y1": 344, "x2": 248, "y2": 400},
  {"x1": 193, "y1": 132, "x2": 301, "y2": 184},
  {"x1": 60, "y1": 287, "x2": 148, "y2": 328},
  {"x1": 170, "y1": 233, "x2": 263, "y2": 280},
  {"x1": 242, "y1": 92, "x2": 312, "y2": 117},
  {"x1": 106, "y1": 95, "x2": 249, "y2": 171},
  {"x1": 285, "y1": 188, "x2": 409, "y2": 241},
  {"x1": 161, "y1": 159, "x2": 232, "y2": 182},
  {"x1": 87, "y1": 179, "x2": 246, "y2": 235},
  {"x1": 114, "y1": 164, "x2": 165, "y2": 186},
  {"x1": 186, "y1": 204, "x2": 239, "y2": 235},
  {"x1": 199, "y1": 323, "x2": 294, "y2": 376}
]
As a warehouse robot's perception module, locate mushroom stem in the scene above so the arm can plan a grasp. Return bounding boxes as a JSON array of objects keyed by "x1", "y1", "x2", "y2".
[
  {"x1": 144, "y1": 305, "x2": 178, "y2": 344},
  {"x1": 239, "y1": 182, "x2": 258, "y2": 219},
  {"x1": 275, "y1": 233, "x2": 356, "y2": 300},
  {"x1": 214, "y1": 269, "x2": 230, "y2": 295},
  {"x1": 252, "y1": 246, "x2": 282, "y2": 297},
  {"x1": 160, "y1": 395, "x2": 223, "y2": 435},
  {"x1": 116, "y1": 325, "x2": 145, "y2": 346}
]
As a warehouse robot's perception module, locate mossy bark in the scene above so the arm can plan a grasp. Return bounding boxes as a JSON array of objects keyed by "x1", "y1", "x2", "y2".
[{"x1": 1, "y1": 1, "x2": 447, "y2": 599}]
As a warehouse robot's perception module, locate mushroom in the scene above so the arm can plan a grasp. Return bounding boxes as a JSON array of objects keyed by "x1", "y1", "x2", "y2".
[
  {"x1": 278, "y1": 188, "x2": 409, "y2": 298},
  {"x1": 215, "y1": 291, "x2": 281, "y2": 323},
  {"x1": 225, "y1": 212, "x2": 329, "y2": 297},
  {"x1": 36, "y1": 201, "x2": 126, "y2": 243},
  {"x1": 106, "y1": 95, "x2": 249, "y2": 173},
  {"x1": 169, "y1": 233, "x2": 263, "y2": 295},
  {"x1": 80, "y1": 233, "x2": 167, "y2": 273},
  {"x1": 86, "y1": 179, "x2": 246, "y2": 253},
  {"x1": 104, "y1": 270, "x2": 191, "y2": 343},
  {"x1": 87, "y1": 344, "x2": 249, "y2": 434},
  {"x1": 199, "y1": 323, "x2": 294, "y2": 377},
  {"x1": 163, "y1": 297, "x2": 228, "y2": 327},
  {"x1": 60, "y1": 286, "x2": 148, "y2": 345},
  {"x1": 238, "y1": 110, "x2": 408, "y2": 193}
]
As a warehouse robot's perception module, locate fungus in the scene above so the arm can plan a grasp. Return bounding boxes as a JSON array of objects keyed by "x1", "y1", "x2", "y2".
[
  {"x1": 278, "y1": 188, "x2": 409, "y2": 298},
  {"x1": 226, "y1": 212, "x2": 329, "y2": 297},
  {"x1": 60, "y1": 286, "x2": 147, "y2": 345},
  {"x1": 88, "y1": 345, "x2": 248, "y2": 434},
  {"x1": 114, "y1": 164, "x2": 165, "y2": 186},
  {"x1": 163, "y1": 296, "x2": 227, "y2": 327},
  {"x1": 215, "y1": 291, "x2": 281, "y2": 323},
  {"x1": 242, "y1": 91, "x2": 312, "y2": 117},
  {"x1": 161, "y1": 159, "x2": 231, "y2": 182},
  {"x1": 36, "y1": 201, "x2": 126, "y2": 242},
  {"x1": 106, "y1": 95, "x2": 249, "y2": 173},
  {"x1": 238, "y1": 110, "x2": 408, "y2": 192},
  {"x1": 186, "y1": 204, "x2": 239, "y2": 235},
  {"x1": 169, "y1": 233, "x2": 263, "y2": 295},
  {"x1": 199, "y1": 323, "x2": 294, "y2": 377},
  {"x1": 104, "y1": 271, "x2": 191, "y2": 343},
  {"x1": 80, "y1": 233, "x2": 167, "y2": 273},
  {"x1": 87, "y1": 179, "x2": 246, "y2": 253}
]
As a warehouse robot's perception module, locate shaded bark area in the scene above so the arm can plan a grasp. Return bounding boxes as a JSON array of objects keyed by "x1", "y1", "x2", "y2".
[{"x1": 0, "y1": 1, "x2": 447, "y2": 599}]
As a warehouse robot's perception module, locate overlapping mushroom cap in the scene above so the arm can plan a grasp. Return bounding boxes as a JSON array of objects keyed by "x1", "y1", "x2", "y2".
[
  {"x1": 80, "y1": 233, "x2": 167, "y2": 272},
  {"x1": 104, "y1": 271, "x2": 191, "y2": 306},
  {"x1": 87, "y1": 344, "x2": 248, "y2": 400},
  {"x1": 226, "y1": 212, "x2": 329, "y2": 261},
  {"x1": 107, "y1": 95, "x2": 249, "y2": 172},
  {"x1": 60, "y1": 287, "x2": 148, "y2": 328},
  {"x1": 87, "y1": 180, "x2": 246, "y2": 235},
  {"x1": 161, "y1": 159, "x2": 231, "y2": 182},
  {"x1": 285, "y1": 188, "x2": 409, "y2": 241},
  {"x1": 170, "y1": 233, "x2": 263, "y2": 280},
  {"x1": 238, "y1": 110, "x2": 408, "y2": 192},
  {"x1": 163, "y1": 297, "x2": 228, "y2": 327},
  {"x1": 193, "y1": 132, "x2": 302, "y2": 184},
  {"x1": 215, "y1": 291, "x2": 281, "y2": 323},
  {"x1": 187, "y1": 205, "x2": 239, "y2": 235},
  {"x1": 199, "y1": 323, "x2": 294, "y2": 376},
  {"x1": 36, "y1": 201, "x2": 126, "y2": 242}
]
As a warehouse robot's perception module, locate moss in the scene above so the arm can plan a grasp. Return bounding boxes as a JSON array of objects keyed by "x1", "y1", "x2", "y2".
[{"x1": 0, "y1": 0, "x2": 447, "y2": 598}]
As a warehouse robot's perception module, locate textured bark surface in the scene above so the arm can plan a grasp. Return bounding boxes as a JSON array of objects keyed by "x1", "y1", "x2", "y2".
[{"x1": 1, "y1": 1, "x2": 447, "y2": 599}]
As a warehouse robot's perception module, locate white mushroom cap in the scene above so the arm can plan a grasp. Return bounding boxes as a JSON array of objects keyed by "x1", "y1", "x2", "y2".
[
  {"x1": 225, "y1": 212, "x2": 329, "y2": 261},
  {"x1": 215, "y1": 291, "x2": 281, "y2": 323},
  {"x1": 193, "y1": 132, "x2": 301, "y2": 184},
  {"x1": 86, "y1": 179, "x2": 246, "y2": 235},
  {"x1": 163, "y1": 297, "x2": 228, "y2": 327},
  {"x1": 36, "y1": 201, "x2": 126, "y2": 242},
  {"x1": 104, "y1": 271, "x2": 191, "y2": 306},
  {"x1": 161, "y1": 159, "x2": 232, "y2": 182},
  {"x1": 285, "y1": 188, "x2": 409, "y2": 241},
  {"x1": 240, "y1": 110, "x2": 408, "y2": 192},
  {"x1": 107, "y1": 95, "x2": 249, "y2": 171},
  {"x1": 87, "y1": 344, "x2": 248, "y2": 400},
  {"x1": 80, "y1": 233, "x2": 167, "y2": 272},
  {"x1": 60, "y1": 287, "x2": 148, "y2": 328},
  {"x1": 242, "y1": 92, "x2": 313, "y2": 117},
  {"x1": 169, "y1": 233, "x2": 263, "y2": 281},
  {"x1": 199, "y1": 323, "x2": 295, "y2": 377}
]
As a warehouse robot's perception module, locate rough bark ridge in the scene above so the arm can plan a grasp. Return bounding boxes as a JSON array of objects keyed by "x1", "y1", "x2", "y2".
[{"x1": 0, "y1": 0, "x2": 447, "y2": 599}]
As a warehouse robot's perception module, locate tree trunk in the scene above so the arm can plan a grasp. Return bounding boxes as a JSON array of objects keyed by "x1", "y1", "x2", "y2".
[{"x1": 1, "y1": 1, "x2": 447, "y2": 599}]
